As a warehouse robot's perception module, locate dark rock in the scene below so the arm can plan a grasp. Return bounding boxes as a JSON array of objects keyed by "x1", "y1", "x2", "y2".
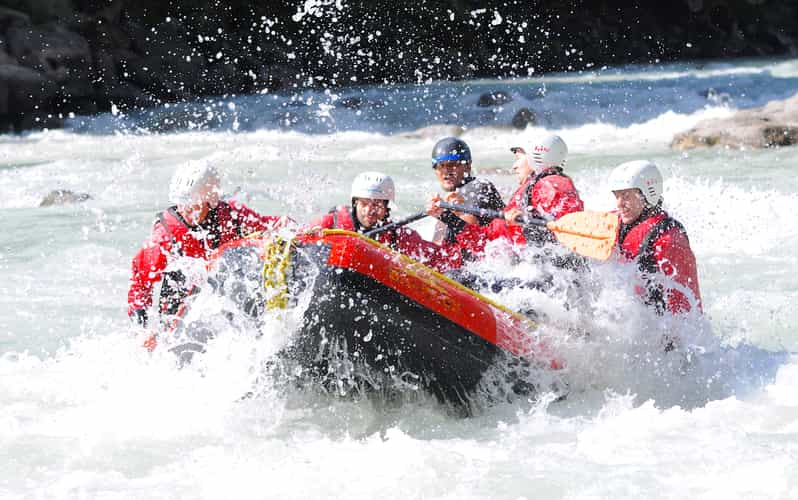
[
  {"x1": 0, "y1": 7, "x2": 31, "y2": 32},
  {"x1": 0, "y1": 63, "x2": 58, "y2": 131},
  {"x1": 6, "y1": 24, "x2": 91, "y2": 84},
  {"x1": 40, "y1": 189, "x2": 91, "y2": 206},
  {"x1": 763, "y1": 126, "x2": 798, "y2": 147},
  {"x1": 477, "y1": 90, "x2": 513, "y2": 107},
  {"x1": 700, "y1": 87, "x2": 732, "y2": 105},
  {"x1": 97, "y1": 81, "x2": 155, "y2": 109},
  {"x1": 0, "y1": 47, "x2": 15, "y2": 65},
  {"x1": 2, "y1": 0, "x2": 74, "y2": 23},
  {"x1": 511, "y1": 107, "x2": 537, "y2": 129}
]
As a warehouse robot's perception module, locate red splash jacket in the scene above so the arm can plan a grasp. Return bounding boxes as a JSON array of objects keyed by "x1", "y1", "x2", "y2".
[
  {"x1": 312, "y1": 205, "x2": 461, "y2": 272},
  {"x1": 455, "y1": 168, "x2": 584, "y2": 254},
  {"x1": 128, "y1": 200, "x2": 285, "y2": 320},
  {"x1": 618, "y1": 210, "x2": 702, "y2": 314}
]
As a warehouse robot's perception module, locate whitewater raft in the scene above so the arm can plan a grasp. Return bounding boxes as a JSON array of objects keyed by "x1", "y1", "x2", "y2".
[{"x1": 198, "y1": 229, "x2": 562, "y2": 405}]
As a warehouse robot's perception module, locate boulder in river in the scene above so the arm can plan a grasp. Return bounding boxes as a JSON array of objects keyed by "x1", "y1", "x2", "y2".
[
  {"x1": 477, "y1": 91, "x2": 513, "y2": 107},
  {"x1": 511, "y1": 107, "x2": 537, "y2": 129},
  {"x1": 672, "y1": 92, "x2": 798, "y2": 150},
  {"x1": 40, "y1": 189, "x2": 92, "y2": 206}
]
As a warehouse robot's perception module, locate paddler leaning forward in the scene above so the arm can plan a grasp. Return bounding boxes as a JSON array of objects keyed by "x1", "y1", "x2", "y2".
[{"x1": 127, "y1": 161, "x2": 290, "y2": 332}]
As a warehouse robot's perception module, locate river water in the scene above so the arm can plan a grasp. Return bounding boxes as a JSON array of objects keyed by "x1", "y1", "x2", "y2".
[{"x1": 2, "y1": 58, "x2": 798, "y2": 498}]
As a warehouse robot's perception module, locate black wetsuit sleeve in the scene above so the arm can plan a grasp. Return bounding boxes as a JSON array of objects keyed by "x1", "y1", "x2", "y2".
[
  {"x1": 477, "y1": 181, "x2": 505, "y2": 225},
  {"x1": 439, "y1": 209, "x2": 467, "y2": 237},
  {"x1": 460, "y1": 178, "x2": 505, "y2": 226}
]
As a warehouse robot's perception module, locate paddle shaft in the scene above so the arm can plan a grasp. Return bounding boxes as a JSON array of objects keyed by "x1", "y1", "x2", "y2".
[
  {"x1": 437, "y1": 202, "x2": 547, "y2": 227},
  {"x1": 363, "y1": 212, "x2": 428, "y2": 238}
]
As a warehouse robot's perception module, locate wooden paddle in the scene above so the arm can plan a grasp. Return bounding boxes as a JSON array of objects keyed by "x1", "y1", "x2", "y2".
[
  {"x1": 437, "y1": 202, "x2": 620, "y2": 261},
  {"x1": 363, "y1": 212, "x2": 428, "y2": 238}
]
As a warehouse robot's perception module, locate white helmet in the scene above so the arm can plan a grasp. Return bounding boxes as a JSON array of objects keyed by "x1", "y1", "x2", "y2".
[
  {"x1": 512, "y1": 133, "x2": 568, "y2": 170},
  {"x1": 350, "y1": 171, "x2": 395, "y2": 202},
  {"x1": 608, "y1": 160, "x2": 663, "y2": 206},
  {"x1": 169, "y1": 160, "x2": 221, "y2": 205}
]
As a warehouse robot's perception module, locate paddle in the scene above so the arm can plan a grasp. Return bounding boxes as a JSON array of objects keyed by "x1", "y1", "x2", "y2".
[
  {"x1": 437, "y1": 202, "x2": 619, "y2": 261},
  {"x1": 363, "y1": 212, "x2": 428, "y2": 238}
]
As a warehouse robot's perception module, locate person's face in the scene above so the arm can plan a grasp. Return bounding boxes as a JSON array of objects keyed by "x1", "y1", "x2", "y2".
[
  {"x1": 354, "y1": 197, "x2": 388, "y2": 229},
  {"x1": 433, "y1": 160, "x2": 471, "y2": 192},
  {"x1": 179, "y1": 180, "x2": 220, "y2": 224},
  {"x1": 194, "y1": 180, "x2": 221, "y2": 209},
  {"x1": 613, "y1": 188, "x2": 647, "y2": 224},
  {"x1": 511, "y1": 151, "x2": 534, "y2": 183}
]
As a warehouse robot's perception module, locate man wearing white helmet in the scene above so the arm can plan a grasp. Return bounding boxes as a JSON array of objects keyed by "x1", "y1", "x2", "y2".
[
  {"x1": 453, "y1": 134, "x2": 583, "y2": 256},
  {"x1": 127, "y1": 161, "x2": 288, "y2": 327},
  {"x1": 312, "y1": 171, "x2": 460, "y2": 272},
  {"x1": 500, "y1": 133, "x2": 584, "y2": 244},
  {"x1": 609, "y1": 160, "x2": 701, "y2": 315}
]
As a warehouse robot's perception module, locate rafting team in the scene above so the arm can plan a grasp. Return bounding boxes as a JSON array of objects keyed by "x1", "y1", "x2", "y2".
[{"x1": 127, "y1": 135, "x2": 702, "y2": 331}]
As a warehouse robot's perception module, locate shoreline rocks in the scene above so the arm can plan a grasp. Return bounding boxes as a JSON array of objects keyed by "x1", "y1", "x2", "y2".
[{"x1": 672, "y1": 92, "x2": 798, "y2": 150}]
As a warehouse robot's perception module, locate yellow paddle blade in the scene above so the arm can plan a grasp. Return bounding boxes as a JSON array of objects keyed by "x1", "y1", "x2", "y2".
[{"x1": 546, "y1": 211, "x2": 620, "y2": 261}]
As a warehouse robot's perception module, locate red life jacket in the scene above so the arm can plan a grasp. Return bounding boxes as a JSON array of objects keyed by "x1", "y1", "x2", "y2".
[
  {"x1": 618, "y1": 210, "x2": 702, "y2": 314},
  {"x1": 505, "y1": 167, "x2": 583, "y2": 219},
  {"x1": 316, "y1": 205, "x2": 399, "y2": 249},
  {"x1": 312, "y1": 205, "x2": 461, "y2": 271},
  {"x1": 473, "y1": 168, "x2": 584, "y2": 249},
  {"x1": 128, "y1": 200, "x2": 283, "y2": 317}
]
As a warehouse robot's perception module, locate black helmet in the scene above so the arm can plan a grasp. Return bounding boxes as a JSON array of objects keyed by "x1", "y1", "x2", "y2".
[{"x1": 431, "y1": 137, "x2": 471, "y2": 168}]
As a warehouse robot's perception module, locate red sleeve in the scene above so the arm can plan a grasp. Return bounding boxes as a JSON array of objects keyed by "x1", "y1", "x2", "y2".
[
  {"x1": 309, "y1": 210, "x2": 335, "y2": 229},
  {"x1": 397, "y1": 228, "x2": 462, "y2": 272},
  {"x1": 449, "y1": 221, "x2": 524, "y2": 258},
  {"x1": 127, "y1": 224, "x2": 171, "y2": 316},
  {"x1": 530, "y1": 177, "x2": 584, "y2": 219},
  {"x1": 227, "y1": 200, "x2": 293, "y2": 234},
  {"x1": 652, "y1": 228, "x2": 702, "y2": 314}
]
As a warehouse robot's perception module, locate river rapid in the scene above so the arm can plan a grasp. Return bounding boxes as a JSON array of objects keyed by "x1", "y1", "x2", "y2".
[{"x1": 2, "y1": 58, "x2": 798, "y2": 499}]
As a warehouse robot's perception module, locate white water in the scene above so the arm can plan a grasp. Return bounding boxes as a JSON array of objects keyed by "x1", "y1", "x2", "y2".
[{"x1": 2, "y1": 58, "x2": 798, "y2": 498}]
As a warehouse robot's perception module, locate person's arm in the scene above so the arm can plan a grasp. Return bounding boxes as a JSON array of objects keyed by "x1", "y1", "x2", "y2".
[
  {"x1": 531, "y1": 178, "x2": 584, "y2": 220},
  {"x1": 426, "y1": 192, "x2": 471, "y2": 235},
  {"x1": 397, "y1": 227, "x2": 462, "y2": 272},
  {"x1": 652, "y1": 229, "x2": 702, "y2": 314},
  {"x1": 308, "y1": 208, "x2": 337, "y2": 230},
  {"x1": 476, "y1": 180, "x2": 505, "y2": 223},
  {"x1": 127, "y1": 226, "x2": 171, "y2": 326},
  {"x1": 228, "y1": 199, "x2": 294, "y2": 235}
]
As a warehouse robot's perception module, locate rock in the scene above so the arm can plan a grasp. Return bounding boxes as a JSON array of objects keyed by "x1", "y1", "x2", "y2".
[
  {"x1": 3, "y1": 0, "x2": 74, "y2": 23},
  {"x1": 762, "y1": 125, "x2": 798, "y2": 147},
  {"x1": 97, "y1": 81, "x2": 155, "y2": 110},
  {"x1": 6, "y1": 24, "x2": 90, "y2": 71},
  {"x1": 700, "y1": 87, "x2": 732, "y2": 105},
  {"x1": 477, "y1": 90, "x2": 513, "y2": 107},
  {"x1": 40, "y1": 189, "x2": 91, "y2": 206},
  {"x1": 0, "y1": 63, "x2": 58, "y2": 131},
  {"x1": 0, "y1": 47, "x2": 15, "y2": 65},
  {"x1": 511, "y1": 107, "x2": 537, "y2": 129},
  {"x1": 672, "y1": 92, "x2": 798, "y2": 150},
  {"x1": 0, "y1": 7, "x2": 31, "y2": 32}
]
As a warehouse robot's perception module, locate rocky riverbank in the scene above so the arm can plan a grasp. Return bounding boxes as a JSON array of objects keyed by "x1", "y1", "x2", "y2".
[
  {"x1": 2, "y1": 0, "x2": 797, "y2": 133},
  {"x1": 672, "y1": 92, "x2": 798, "y2": 149}
]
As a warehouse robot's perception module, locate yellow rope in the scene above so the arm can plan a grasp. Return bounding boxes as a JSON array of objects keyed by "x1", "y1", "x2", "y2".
[{"x1": 261, "y1": 235, "x2": 292, "y2": 310}]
